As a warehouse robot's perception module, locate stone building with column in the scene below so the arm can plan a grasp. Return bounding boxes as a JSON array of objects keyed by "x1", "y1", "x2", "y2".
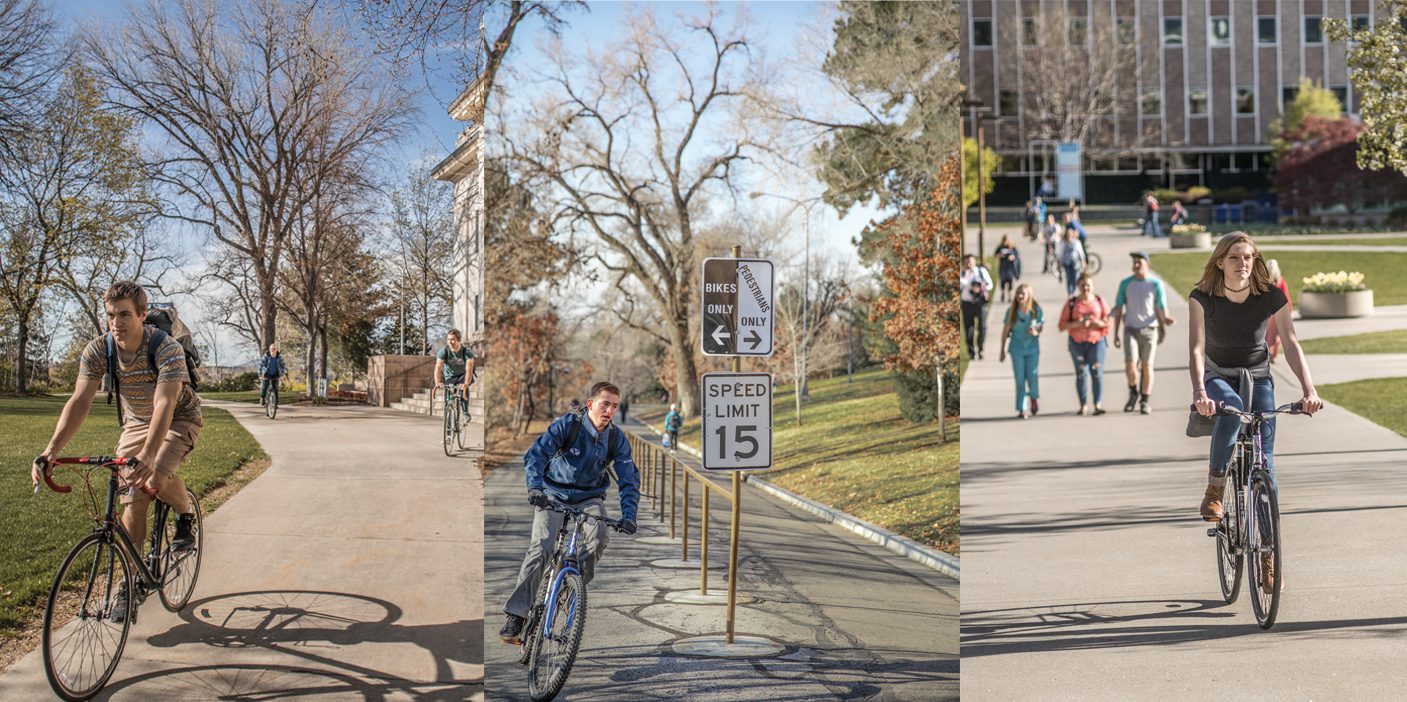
[{"x1": 432, "y1": 78, "x2": 487, "y2": 345}]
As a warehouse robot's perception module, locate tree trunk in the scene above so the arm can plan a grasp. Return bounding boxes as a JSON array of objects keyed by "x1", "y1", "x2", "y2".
[
  {"x1": 259, "y1": 270, "x2": 278, "y2": 351},
  {"x1": 319, "y1": 324, "x2": 329, "y2": 391},
  {"x1": 15, "y1": 315, "x2": 30, "y2": 393},
  {"x1": 667, "y1": 318, "x2": 699, "y2": 417}
]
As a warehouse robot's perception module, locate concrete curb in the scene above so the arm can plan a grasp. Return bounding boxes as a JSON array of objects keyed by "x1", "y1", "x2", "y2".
[{"x1": 627, "y1": 419, "x2": 960, "y2": 579}]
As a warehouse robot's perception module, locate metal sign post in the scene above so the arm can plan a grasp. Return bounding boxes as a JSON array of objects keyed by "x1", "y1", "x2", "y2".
[{"x1": 701, "y1": 258, "x2": 775, "y2": 356}]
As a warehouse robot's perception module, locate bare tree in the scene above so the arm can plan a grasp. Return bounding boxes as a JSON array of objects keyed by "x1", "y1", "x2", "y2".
[
  {"x1": 88, "y1": 0, "x2": 415, "y2": 350},
  {"x1": 387, "y1": 165, "x2": 455, "y2": 355},
  {"x1": 501, "y1": 6, "x2": 767, "y2": 417},
  {"x1": 1003, "y1": 3, "x2": 1148, "y2": 157},
  {"x1": 0, "y1": 0, "x2": 66, "y2": 167},
  {"x1": 774, "y1": 260, "x2": 845, "y2": 426}
]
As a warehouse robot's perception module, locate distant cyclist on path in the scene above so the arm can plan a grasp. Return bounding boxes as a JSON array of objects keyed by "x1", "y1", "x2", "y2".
[
  {"x1": 434, "y1": 329, "x2": 476, "y2": 413},
  {"x1": 499, "y1": 381, "x2": 640, "y2": 644},
  {"x1": 259, "y1": 343, "x2": 286, "y2": 406}
]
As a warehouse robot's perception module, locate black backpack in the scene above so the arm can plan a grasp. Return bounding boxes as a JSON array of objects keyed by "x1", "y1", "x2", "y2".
[{"x1": 104, "y1": 307, "x2": 200, "y2": 426}]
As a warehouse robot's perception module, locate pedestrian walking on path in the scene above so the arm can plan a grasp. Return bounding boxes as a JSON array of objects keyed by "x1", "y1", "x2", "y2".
[
  {"x1": 1111, "y1": 252, "x2": 1176, "y2": 415},
  {"x1": 1264, "y1": 259, "x2": 1294, "y2": 362},
  {"x1": 1058, "y1": 273, "x2": 1111, "y2": 416},
  {"x1": 1057, "y1": 227, "x2": 1086, "y2": 297},
  {"x1": 1190, "y1": 234, "x2": 1322, "y2": 562},
  {"x1": 999, "y1": 283, "x2": 1043, "y2": 419},
  {"x1": 1142, "y1": 193, "x2": 1163, "y2": 238},
  {"x1": 1041, "y1": 213, "x2": 1061, "y2": 273},
  {"x1": 994, "y1": 235, "x2": 1022, "y2": 303},
  {"x1": 962, "y1": 254, "x2": 994, "y2": 360}
]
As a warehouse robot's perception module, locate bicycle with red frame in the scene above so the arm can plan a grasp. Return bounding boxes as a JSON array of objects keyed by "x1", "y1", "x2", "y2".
[{"x1": 31, "y1": 455, "x2": 204, "y2": 701}]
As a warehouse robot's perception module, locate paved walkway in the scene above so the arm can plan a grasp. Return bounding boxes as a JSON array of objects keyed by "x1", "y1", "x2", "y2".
[
  {"x1": 0, "y1": 401, "x2": 485, "y2": 701},
  {"x1": 483, "y1": 419, "x2": 958, "y2": 701},
  {"x1": 960, "y1": 227, "x2": 1407, "y2": 700}
]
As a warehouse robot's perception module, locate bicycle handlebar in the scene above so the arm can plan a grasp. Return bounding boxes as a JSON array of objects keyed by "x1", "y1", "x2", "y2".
[
  {"x1": 1187, "y1": 402, "x2": 1310, "y2": 417},
  {"x1": 538, "y1": 499, "x2": 629, "y2": 533},
  {"x1": 33, "y1": 456, "x2": 148, "y2": 496}
]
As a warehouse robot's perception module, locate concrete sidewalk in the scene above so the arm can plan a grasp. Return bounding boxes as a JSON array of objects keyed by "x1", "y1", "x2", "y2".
[
  {"x1": 960, "y1": 227, "x2": 1407, "y2": 700},
  {"x1": 483, "y1": 421, "x2": 958, "y2": 702},
  {"x1": 0, "y1": 401, "x2": 485, "y2": 701}
]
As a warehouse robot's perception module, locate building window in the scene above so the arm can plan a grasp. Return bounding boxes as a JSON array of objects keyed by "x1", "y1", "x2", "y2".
[
  {"x1": 999, "y1": 90, "x2": 1018, "y2": 117},
  {"x1": 1351, "y1": 15, "x2": 1370, "y2": 32},
  {"x1": 1331, "y1": 85, "x2": 1349, "y2": 112},
  {"x1": 1257, "y1": 16, "x2": 1276, "y2": 44},
  {"x1": 1236, "y1": 88, "x2": 1255, "y2": 114},
  {"x1": 1189, "y1": 88, "x2": 1209, "y2": 116},
  {"x1": 1117, "y1": 17, "x2": 1136, "y2": 44},
  {"x1": 1069, "y1": 17, "x2": 1088, "y2": 45},
  {"x1": 1164, "y1": 17, "x2": 1184, "y2": 46},
  {"x1": 1141, "y1": 92, "x2": 1161, "y2": 116},
  {"x1": 1210, "y1": 17, "x2": 1231, "y2": 46},
  {"x1": 973, "y1": 19, "x2": 993, "y2": 47},
  {"x1": 1022, "y1": 18, "x2": 1037, "y2": 45},
  {"x1": 1304, "y1": 16, "x2": 1323, "y2": 44},
  {"x1": 1282, "y1": 86, "x2": 1299, "y2": 108}
]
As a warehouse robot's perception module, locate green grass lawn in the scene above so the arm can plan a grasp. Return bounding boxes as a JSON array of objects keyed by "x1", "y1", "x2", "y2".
[
  {"x1": 676, "y1": 367, "x2": 959, "y2": 555},
  {"x1": 1320, "y1": 378, "x2": 1407, "y2": 438},
  {"x1": 0, "y1": 395, "x2": 265, "y2": 638},
  {"x1": 1300, "y1": 329, "x2": 1407, "y2": 354},
  {"x1": 1149, "y1": 251, "x2": 1407, "y2": 306}
]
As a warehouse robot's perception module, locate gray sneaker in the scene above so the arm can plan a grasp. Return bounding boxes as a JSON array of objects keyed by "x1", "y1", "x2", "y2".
[{"x1": 1139, "y1": 400, "x2": 1151, "y2": 415}]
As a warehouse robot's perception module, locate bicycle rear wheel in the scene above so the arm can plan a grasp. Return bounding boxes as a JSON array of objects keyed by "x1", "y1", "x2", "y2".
[
  {"x1": 1215, "y1": 469, "x2": 1244, "y2": 603},
  {"x1": 527, "y1": 570, "x2": 587, "y2": 702},
  {"x1": 43, "y1": 532, "x2": 133, "y2": 701},
  {"x1": 1247, "y1": 473, "x2": 1282, "y2": 629},
  {"x1": 159, "y1": 490, "x2": 203, "y2": 611},
  {"x1": 1086, "y1": 252, "x2": 1102, "y2": 276}
]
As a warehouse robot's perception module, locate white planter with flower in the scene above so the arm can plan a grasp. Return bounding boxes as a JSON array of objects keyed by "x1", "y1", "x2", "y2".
[
  {"x1": 1169, "y1": 223, "x2": 1212, "y2": 249},
  {"x1": 1299, "y1": 271, "x2": 1373, "y2": 318}
]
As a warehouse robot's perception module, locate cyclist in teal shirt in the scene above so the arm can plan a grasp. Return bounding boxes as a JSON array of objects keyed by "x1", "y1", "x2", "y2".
[
  {"x1": 434, "y1": 329, "x2": 474, "y2": 413},
  {"x1": 499, "y1": 381, "x2": 640, "y2": 644}
]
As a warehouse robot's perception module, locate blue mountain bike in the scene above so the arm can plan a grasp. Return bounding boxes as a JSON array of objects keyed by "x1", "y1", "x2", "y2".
[{"x1": 518, "y1": 500, "x2": 627, "y2": 701}]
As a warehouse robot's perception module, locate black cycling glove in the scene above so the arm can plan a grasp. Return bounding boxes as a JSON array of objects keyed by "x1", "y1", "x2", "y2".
[
  {"x1": 528, "y1": 488, "x2": 549, "y2": 508},
  {"x1": 620, "y1": 519, "x2": 637, "y2": 535}
]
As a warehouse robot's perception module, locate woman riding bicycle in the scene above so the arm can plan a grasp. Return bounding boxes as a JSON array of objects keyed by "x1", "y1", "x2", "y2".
[{"x1": 1189, "y1": 233, "x2": 1322, "y2": 528}]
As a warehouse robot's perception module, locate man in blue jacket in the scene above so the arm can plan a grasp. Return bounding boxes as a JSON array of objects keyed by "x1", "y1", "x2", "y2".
[
  {"x1": 258, "y1": 343, "x2": 286, "y2": 407},
  {"x1": 499, "y1": 381, "x2": 640, "y2": 644}
]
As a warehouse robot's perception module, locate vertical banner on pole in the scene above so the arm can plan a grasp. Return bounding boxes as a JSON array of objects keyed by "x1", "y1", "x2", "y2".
[{"x1": 1056, "y1": 141, "x2": 1083, "y2": 201}]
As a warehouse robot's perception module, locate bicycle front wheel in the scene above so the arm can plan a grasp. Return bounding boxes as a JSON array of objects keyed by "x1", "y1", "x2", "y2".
[
  {"x1": 527, "y1": 571, "x2": 587, "y2": 702},
  {"x1": 443, "y1": 397, "x2": 455, "y2": 456},
  {"x1": 266, "y1": 389, "x2": 278, "y2": 419},
  {"x1": 1086, "y1": 252, "x2": 1102, "y2": 275},
  {"x1": 43, "y1": 533, "x2": 133, "y2": 701},
  {"x1": 1247, "y1": 474, "x2": 1282, "y2": 629},
  {"x1": 1215, "y1": 470, "x2": 1244, "y2": 603},
  {"x1": 159, "y1": 491, "x2": 203, "y2": 611}
]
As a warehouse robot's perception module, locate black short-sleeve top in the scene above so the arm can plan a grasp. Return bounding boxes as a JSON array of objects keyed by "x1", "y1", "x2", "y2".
[{"x1": 1189, "y1": 285, "x2": 1288, "y2": 368}]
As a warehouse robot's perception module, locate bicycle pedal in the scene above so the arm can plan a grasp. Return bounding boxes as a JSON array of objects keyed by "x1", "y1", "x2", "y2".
[{"x1": 1206, "y1": 527, "x2": 1219, "y2": 537}]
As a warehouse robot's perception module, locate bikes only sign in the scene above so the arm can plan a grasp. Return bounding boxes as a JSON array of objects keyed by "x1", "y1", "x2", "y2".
[
  {"x1": 701, "y1": 258, "x2": 774, "y2": 356},
  {"x1": 701, "y1": 372, "x2": 773, "y2": 471}
]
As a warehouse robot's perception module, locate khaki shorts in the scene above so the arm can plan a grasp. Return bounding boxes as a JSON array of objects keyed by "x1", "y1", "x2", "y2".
[
  {"x1": 1123, "y1": 326, "x2": 1158, "y2": 365},
  {"x1": 115, "y1": 419, "x2": 200, "y2": 504}
]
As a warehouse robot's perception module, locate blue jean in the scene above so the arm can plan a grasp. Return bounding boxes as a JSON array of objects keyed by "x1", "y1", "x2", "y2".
[
  {"x1": 1062, "y1": 261, "x2": 1081, "y2": 295},
  {"x1": 1206, "y1": 375, "x2": 1276, "y2": 477},
  {"x1": 1010, "y1": 346, "x2": 1040, "y2": 413},
  {"x1": 1069, "y1": 338, "x2": 1106, "y2": 405},
  {"x1": 1143, "y1": 216, "x2": 1163, "y2": 237}
]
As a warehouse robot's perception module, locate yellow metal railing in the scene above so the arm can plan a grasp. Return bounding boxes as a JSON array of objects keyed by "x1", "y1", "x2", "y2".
[{"x1": 625, "y1": 428, "x2": 744, "y2": 642}]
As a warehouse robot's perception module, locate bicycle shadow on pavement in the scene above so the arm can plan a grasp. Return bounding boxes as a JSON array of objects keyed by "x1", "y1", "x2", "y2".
[
  {"x1": 962, "y1": 598, "x2": 1407, "y2": 657},
  {"x1": 94, "y1": 662, "x2": 474, "y2": 701},
  {"x1": 138, "y1": 589, "x2": 481, "y2": 694}
]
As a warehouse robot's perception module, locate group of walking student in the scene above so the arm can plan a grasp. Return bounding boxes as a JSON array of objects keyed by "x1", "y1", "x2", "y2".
[{"x1": 993, "y1": 251, "x2": 1174, "y2": 419}]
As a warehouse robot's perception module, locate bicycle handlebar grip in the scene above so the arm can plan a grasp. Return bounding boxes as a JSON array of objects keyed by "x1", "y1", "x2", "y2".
[
  {"x1": 34, "y1": 455, "x2": 72, "y2": 494},
  {"x1": 1289, "y1": 401, "x2": 1305, "y2": 413}
]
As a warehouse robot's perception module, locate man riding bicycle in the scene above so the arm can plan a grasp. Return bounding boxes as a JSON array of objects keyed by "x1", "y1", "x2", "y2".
[
  {"x1": 259, "y1": 342, "x2": 286, "y2": 406},
  {"x1": 434, "y1": 329, "x2": 475, "y2": 412},
  {"x1": 662, "y1": 403, "x2": 682, "y2": 450},
  {"x1": 499, "y1": 381, "x2": 640, "y2": 644},
  {"x1": 31, "y1": 281, "x2": 201, "y2": 622}
]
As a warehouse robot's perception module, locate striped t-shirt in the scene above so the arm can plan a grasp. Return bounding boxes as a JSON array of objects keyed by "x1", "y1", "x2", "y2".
[{"x1": 78, "y1": 327, "x2": 203, "y2": 427}]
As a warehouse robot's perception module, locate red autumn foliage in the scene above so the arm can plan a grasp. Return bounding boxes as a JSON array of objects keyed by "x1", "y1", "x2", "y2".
[{"x1": 1275, "y1": 115, "x2": 1407, "y2": 214}]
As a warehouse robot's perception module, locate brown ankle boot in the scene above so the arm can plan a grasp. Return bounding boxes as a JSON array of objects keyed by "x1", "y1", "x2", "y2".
[{"x1": 1200, "y1": 483, "x2": 1225, "y2": 522}]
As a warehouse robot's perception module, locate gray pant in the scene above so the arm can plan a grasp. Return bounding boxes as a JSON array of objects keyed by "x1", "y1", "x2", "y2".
[{"x1": 504, "y1": 498, "x2": 609, "y2": 618}]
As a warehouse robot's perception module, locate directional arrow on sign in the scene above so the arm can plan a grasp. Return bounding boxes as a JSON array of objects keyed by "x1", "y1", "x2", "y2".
[
  {"x1": 745, "y1": 329, "x2": 761, "y2": 350},
  {"x1": 711, "y1": 326, "x2": 730, "y2": 346}
]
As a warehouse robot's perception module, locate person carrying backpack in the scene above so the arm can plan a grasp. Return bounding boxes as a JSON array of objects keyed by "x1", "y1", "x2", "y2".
[
  {"x1": 1057, "y1": 227, "x2": 1087, "y2": 297},
  {"x1": 961, "y1": 254, "x2": 994, "y2": 360},
  {"x1": 498, "y1": 381, "x2": 640, "y2": 644},
  {"x1": 1058, "y1": 274, "x2": 1111, "y2": 416},
  {"x1": 663, "y1": 403, "x2": 682, "y2": 450},
  {"x1": 434, "y1": 329, "x2": 475, "y2": 414},
  {"x1": 259, "y1": 343, "x2": 286, "y2": 406},
  {"x1": 31, "y1": 281, "x2": 201, "y2": 623}
]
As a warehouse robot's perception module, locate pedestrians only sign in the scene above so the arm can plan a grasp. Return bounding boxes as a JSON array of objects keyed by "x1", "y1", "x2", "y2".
[
  {"x1": 701, "y1": 257, "x2": 774, "y2": 356},
  {"x1": 701, "y1": 372, "x2": 773, "y2": 470}
]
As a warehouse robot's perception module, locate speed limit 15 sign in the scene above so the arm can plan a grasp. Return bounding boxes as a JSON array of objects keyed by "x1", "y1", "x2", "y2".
[{"x1": 701, "y1": 372, "x2": 773, "y2": 471}]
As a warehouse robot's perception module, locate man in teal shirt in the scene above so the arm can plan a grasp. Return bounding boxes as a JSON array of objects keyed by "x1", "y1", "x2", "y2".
[
  {"x1": 434, "y1": 329, "x2": 475, "y2": 414},
  {"x1": 1111, "y1": 252, "x2": 1176, "y2": 414}
]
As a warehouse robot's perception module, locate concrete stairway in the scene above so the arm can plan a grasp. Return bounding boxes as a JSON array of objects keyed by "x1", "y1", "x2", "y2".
[{"x1": 390, "y1": 382, "x2": 485, "y2": 419}]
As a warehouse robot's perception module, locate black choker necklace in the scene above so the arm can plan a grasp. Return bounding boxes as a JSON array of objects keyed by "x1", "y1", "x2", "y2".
[{"x1": 1224, "y1": 282, "x2": 1250, "y2": 293}]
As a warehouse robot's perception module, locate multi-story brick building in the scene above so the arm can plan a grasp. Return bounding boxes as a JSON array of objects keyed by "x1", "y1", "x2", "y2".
[{"x1": 960, "y1": 0, "x2": 1387, "y2": 205}]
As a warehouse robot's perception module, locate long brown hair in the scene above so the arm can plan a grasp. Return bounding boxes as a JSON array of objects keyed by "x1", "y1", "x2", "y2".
[
  {"x1": 1006, "y1": 284, "x2": 1040, "y2": 329},
  {"x1": 1195, "y1": 232, "x2": 1272, "y2": 296}
]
